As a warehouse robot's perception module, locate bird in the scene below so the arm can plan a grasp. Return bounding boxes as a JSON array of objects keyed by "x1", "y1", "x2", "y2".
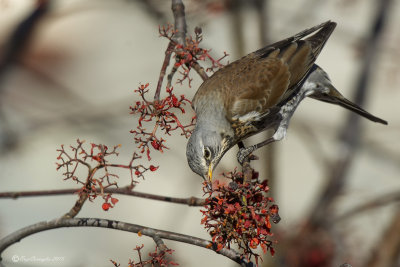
[{"x1": 186, "y1": 21, "x2": 387, "y2": 181}]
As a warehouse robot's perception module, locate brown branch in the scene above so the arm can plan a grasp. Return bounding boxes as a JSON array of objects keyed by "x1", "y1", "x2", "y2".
[
  {"x1": 0, "y1": 187, "x2": 206, "y2": 206},
  {"x1": 0, "y1": 217, "x2": 253, "y2": 267},
  {"x1": 191, "y1": 61, "x2": 209, "y2": 81},
  {"x1": 335, "y1": 190, "x2": 400, "y2": 222},
  {"x1": 155, "y1": 0, "x2": 185, "y2": 98},
  {"x1": 155, "y1": 0, "x2": 215, "y2": 100},
  {"x1": 154, "y1": 42, "x2": 175, "y2": 101},
  {"x1": 154, "y1": 0, "x2": 187, "y2": 101},
  {"x1": 171, "y1": 0, "x2": 187, "y2": 46},
  {"x1": 62, "y1": 193, "x2": 88, "y2": 218},
  {"x1": 62, "y1": 167, "x2": 95, "y2": 218},
  {"x1": 166, "y1": 55, "x2": 179, "y2": 88},
  {"x1": 365, "y1": 207, "x2": 400, "y2": 267},
  {"x1": 241, "y1": 157, "x2": 254, "y2": 185}
]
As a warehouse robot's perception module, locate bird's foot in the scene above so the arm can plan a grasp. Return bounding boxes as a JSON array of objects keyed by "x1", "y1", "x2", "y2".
[{"x1": 237, "y1": 146, "x2": 257, "y2": 165}]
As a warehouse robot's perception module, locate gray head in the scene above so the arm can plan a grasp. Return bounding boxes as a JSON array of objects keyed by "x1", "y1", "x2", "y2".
[{"x1": 186, "y1": 127, "x2": 225, "y2": 179}]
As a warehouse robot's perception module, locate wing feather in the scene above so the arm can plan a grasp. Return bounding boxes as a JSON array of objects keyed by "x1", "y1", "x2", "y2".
[{"x1": 192, "y1": 21, "x2": 337, "y2": 125}]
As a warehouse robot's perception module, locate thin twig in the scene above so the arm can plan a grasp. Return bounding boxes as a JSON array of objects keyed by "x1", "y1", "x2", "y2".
[
  {"x1": 0, "y1": 217, "x2": 253, "y2": 266},
  {"x1": 154, "y1": 42, "x2": 175, "y2": 101},
  {"x1": 0, "y1": 187, "x2": 206, "y2": 206}
]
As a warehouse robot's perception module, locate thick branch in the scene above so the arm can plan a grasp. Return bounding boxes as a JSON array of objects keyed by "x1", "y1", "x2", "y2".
[
  {"x1": 62, "y1": 192, "x2": 87, "y2": 219},
  {"x1": 191, "y1": 61, "x2": 209, "y2": 81},
  {"x1": 0, "y1": 217, "x2": 253, "y2": 266},
  {"x1": 0, "y1": 187, "x2": 205, "y2": 206},
  {"x1": 171, "y1": 0, "x2": 187, "y2": 46}
]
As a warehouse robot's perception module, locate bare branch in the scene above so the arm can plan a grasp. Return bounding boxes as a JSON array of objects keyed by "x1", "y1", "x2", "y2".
[
  {"x1": 0, "y1": 217, "x2": 253, "y2": 266},
  {"x1": 152, "y1": 235, "x2": 168, "y2": 251},
  {"x1": 154, "y1": 0, "x2": 187, "y2": 101},
  {"x1": 335, "y1": 190, "x2": 400, "y2": 222},
  {"x1": 62, "y1": 170, "x2": 93, "y2": 218},
  {"x1": 62, "y1": 192, "x2": 88, "y2": 218},
  {"x1": 0, "y1": 187, "x2": 205, "y2": 206},
  {"x1": 171, "y1": 0, "x2": 187, "y2": 46},
  {"x1": 155, "y1": 42, "x2": 175, "y2": 101},
  {"x1": 365, "y1": 208, "x2": 400, "y2": 267},
  {"x1": 191, "y1": 61, "x2": 209, "y2": 81}
]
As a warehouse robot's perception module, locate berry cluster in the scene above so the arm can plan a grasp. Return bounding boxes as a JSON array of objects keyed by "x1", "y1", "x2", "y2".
[
  {"x1": 56, "y1": 139, "x2": 155, "y2": 210},
  {"x1": 159, "y1": 24, "x2": 229, "y2": 87},
  {"x1": 130, "y1": 84, "x2": 195, "y2": 161},
  {"x1": 201, "y1": 170, "x2": 280, "y2": 265},
  {"x1": 111, "y1": 244, "x2": 178, "y2": 267}
]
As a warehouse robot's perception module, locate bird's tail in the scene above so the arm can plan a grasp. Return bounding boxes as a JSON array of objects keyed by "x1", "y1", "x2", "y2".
[
  {"x1": 305, "y1": 21, "x2": 337, "y2": 61},
  {"x1": 310, "y1": 88, "x2": 388, "y2": 125}
]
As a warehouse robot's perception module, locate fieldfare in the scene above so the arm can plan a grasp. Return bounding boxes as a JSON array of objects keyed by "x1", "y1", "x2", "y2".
[{"x1": 186, "y1": 21, "x2": 387, "y2": 180}]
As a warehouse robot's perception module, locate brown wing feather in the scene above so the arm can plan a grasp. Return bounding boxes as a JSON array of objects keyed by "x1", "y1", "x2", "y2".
[
  {"x1": 226, "y1": 57, "x2": 290, "y2": 119},
  {"x1": 192, "y1": 21, "x2": 336, "y2": 123}
]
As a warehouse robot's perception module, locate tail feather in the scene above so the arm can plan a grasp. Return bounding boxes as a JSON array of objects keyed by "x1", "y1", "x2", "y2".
[
  {"x1": 333, "y1": 97, "x2": 387, "y2": 124},
  {"x1": 311, "y1": 92, "x2": 388, "y2": 125}
]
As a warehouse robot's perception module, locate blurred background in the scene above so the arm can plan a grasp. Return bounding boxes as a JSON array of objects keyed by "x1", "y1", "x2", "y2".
[{"x1": 0, "y1": 0, "x2": 399, "y2": 266}]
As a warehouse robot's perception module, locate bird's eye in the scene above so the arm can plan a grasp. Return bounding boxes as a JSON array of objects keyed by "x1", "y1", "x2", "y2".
[{"x1": 204, "y1": 147, "x2": 211, "y2": 160}]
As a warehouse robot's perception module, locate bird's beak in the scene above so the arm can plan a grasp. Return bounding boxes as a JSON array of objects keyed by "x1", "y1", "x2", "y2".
[{"x1": 207, "y1": 164, "x2": 213, "y2": 182}]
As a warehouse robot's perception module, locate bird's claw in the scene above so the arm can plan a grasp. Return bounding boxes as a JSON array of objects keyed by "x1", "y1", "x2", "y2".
[{"x1": 237, "y1": 146, "x2": 255, "y2": 164}]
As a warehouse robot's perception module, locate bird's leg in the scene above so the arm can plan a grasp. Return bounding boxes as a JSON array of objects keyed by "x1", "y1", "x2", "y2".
[
  {"x1": 237, "y1": 86, "x2": 309, "y2": 164},
  {"x1": 237, "y1": 127, "x2": 287, "y2": 164},
  {"x1": 236, "y1": 140, "x2": 260, "y2": 164},
  {"x1": 237, "y1": 140, "x2": 260, "y2": 184}
]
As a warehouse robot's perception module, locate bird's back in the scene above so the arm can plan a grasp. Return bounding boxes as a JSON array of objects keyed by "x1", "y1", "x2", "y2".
[{"x1": 193, "y1": 21, "x2": 337, "y2": 124}]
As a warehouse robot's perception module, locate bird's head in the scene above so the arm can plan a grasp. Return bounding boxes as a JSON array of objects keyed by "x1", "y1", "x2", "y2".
[{"x1": 186, "y1": 128, "x2": 228, "y2": 181}]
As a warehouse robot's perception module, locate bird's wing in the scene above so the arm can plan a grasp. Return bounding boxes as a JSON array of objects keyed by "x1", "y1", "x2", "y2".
[
  {"x1": 193, "y1": 21, "x2": 337, "y2": 122},
  {"x1": 222, "y1": 55, "x2": 291, "y2": 121}
]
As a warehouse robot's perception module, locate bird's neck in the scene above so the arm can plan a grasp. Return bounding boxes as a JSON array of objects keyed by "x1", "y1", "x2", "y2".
[{"x1": 196, "y1": 108, "x2": 232, "y2": 134}]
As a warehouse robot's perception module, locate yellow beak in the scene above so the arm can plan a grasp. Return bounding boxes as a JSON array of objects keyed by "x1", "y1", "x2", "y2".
[{"x1": 207, "y1": 164, "x2": 213, "y2": 182}]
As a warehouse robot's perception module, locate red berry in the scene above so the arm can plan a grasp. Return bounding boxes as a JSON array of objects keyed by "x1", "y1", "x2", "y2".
[
  {"x1": 111, "y1": 198, "x2": 119, "y2": 205},
  {"x1": 151, "y1": 140, "x2": 160, "y2": 150},
  {"x1": 172, "y1": 95, "x2": 179, "y2": 107},
  {"x1": 149, "y1": 165, "x2": 158, "y2": 172},
  {"x1": 102, "y1": 203, "x2": 111, "y2": 211}
]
